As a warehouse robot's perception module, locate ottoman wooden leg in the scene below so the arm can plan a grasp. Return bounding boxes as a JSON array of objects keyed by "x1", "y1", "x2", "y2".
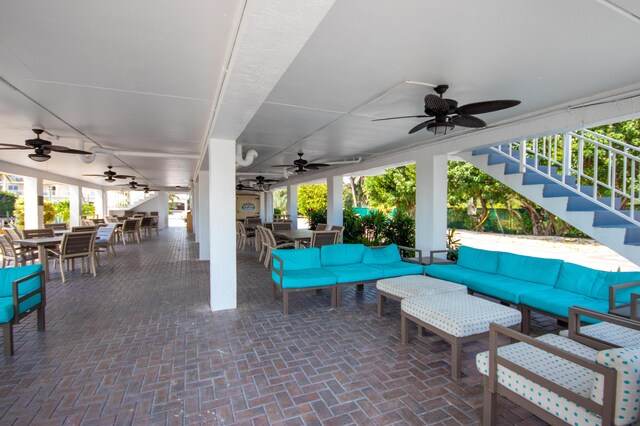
[
  {"x1": 331, "y1": 287, "x2": 337, "y2": 308},
  {"x1": 283, "y1": 290, "x2": 289, "y2": 315},
  {"x1": 451, "y1": 338, "x2": 462, "y2": 379},
  {"x1": 418, "y1": 326, "x2": 425, "y2": 337},
  {"x1": 401, "y1": 314, "x2": 409, "y2": 344},
  {"x1": 377, "y1": 294, "x2": 385, "y2": 317},
  {"x1": 335, "y1": 286, "x2": 341, "y2": 308}
]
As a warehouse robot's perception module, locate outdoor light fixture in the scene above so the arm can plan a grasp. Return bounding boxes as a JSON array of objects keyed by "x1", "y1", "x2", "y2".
[
  {"x1": 427, "y1": 120, "x2": 454, "y2": 136},
  {"x1": 28, "y1": 149, "x2": 51, "y2": 162}
]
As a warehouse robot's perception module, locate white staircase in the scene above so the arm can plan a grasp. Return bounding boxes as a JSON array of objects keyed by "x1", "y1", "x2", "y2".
[{"x1": 458, "y1": 129, "x2": 640, "y2": 266}]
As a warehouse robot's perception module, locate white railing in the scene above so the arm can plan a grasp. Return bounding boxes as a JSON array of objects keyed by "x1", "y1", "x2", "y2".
[{"x1": 490, "y1": 128, "x2": 640, "y2": 227}]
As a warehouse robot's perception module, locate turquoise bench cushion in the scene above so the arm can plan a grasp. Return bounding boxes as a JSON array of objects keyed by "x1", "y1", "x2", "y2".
[
  {"x1": 272, "y1": 248, "x2": 321, "y2": 271},
  {"x1": 425, "y1": 264, "x2": 478, "y2": 284},
  {"x1": 0, "y1": 264, "x2": 42, "y2": 298},
  {"x1": 271, "y1": 268, "x2": 337, "y2": 289},
  {"x1": 369, "y1": 261, "x2": 424, "y2": 278},
  {"x1": 497, "y1": 252, "x2": 562, "y2": 286},
  {"x1": 555, "y1": 262, "x2": 603, "y2": 295},
  {"x1": 362, "y1": 244, "x2": 401, "y2": 265},
  {"x1": 463, "y1": 275, "x2": 548, "y2": 304},
  {"x1": 320, "y1": 244, "x2": 366, "y2": 266},
  {"x1": 0, "y1": 294, "x2": 41, "y2": 323},
  {"x1": 457, "y1": 246, "x2": 500, "y2": 274},
  {"x1": 590, "y1": 270, "x2": 640, "y2": 302},
  {"x1": 519, "y1": 289, "x2": 609, "y2": 323},
  {"x1": 322, "y1": 264, "x2": 383, "y2": 284}
]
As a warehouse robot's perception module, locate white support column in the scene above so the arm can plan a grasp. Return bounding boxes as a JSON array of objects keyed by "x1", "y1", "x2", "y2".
[
  {"x1": 23, "y1": 176, "x2": 43, "y2": 229},
  {"x1": 415, "y1": 152, "x2": 448, "y2": 255},
  {"x1": 209, "y1": 138, "x2": 237, "y2": 311},
  {"x1": 198, "y1": 171, "x2": 210, "y2": 259},
  {"x1": 287, "y1": 184, "x2": 298, "y2": 230},
  {"x1": 193, "y1": 180, "x2": 199, "y2": 239},
  {"x1": 259, "y1": 192, "x2": 266, "y2": 222},
  {"x1": 94, "y1": 190, "x2": 105, "y2": 218},
  {"x1": 264, "y1": 191, "x2": 274, "y2": 223},
  {"x1": 158, "y1": 191, "x2": 169, "y2": 229},
  {"x1": 326, "y1": 175, "x2": 343, "y2": 227},
  {"x1": 69, "y1": 185, "x2": 82, "y2": 226}
]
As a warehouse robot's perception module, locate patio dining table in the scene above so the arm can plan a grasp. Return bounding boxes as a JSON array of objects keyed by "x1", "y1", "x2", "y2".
[
  {"x1": 272, "y1": 229, "x2": 313, "y2": 249},
  {"x1": 14, "y1": 236, "x2": 63, "y2": 282}
]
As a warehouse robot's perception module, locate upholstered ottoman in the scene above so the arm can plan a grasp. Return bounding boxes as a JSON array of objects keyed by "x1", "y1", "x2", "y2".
[
  {"x1": 401, "y1": 293, "x2": 521, "y2": 378},
  {"x1": 376, "y1": 275, "x2": 467, "y2": 316}
]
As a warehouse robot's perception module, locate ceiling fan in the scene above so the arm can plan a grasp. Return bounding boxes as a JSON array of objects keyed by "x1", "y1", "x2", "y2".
[
  {"x1": 372, "y1": 85, "x2": 521, "y2": 135},
  {"x1": 116, "y1": 178, "x2": 139, "y2": 189},
  {"x1": 82, "y1": 166, "x2": 135, "y2": 183},
  {"x1": 271, "y1": 153, "x2": 329, "y2": 173},
  {"x1": 0, "y1": 128, "x2": 92, "y2": 162},
  {"x1": 240, "y1": 175, "x2": 279, "y2": 185},
  {"x1": 236, "y1": 183, "x2": 260, "y2": 192},
  {"x1": 134, "y1": 185, "x2": 160, "y2": 194}
]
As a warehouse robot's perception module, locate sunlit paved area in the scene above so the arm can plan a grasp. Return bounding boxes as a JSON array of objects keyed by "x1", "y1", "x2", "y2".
[{"x1": 0, "y1": 228, "x2": 556, "y2": 425}]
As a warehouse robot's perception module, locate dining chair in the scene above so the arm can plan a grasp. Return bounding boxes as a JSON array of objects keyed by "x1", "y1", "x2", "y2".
[
  {"x1": 22, "y1": 229, "x2": 55, "y2": 239},
  {"x1": 262, "y1": 227, "x2": 295, "y2": 268},
  {"x1": 150, "y1": 216, "x2": 159, "y2": 236},
  {"x1": 94, "y1": 223, "x2": 118, "y2": 263},
  {"x1": 47, "y1": 231, "x2": 97, "y2": 283},
  {"x1": 118, "y1": 219, "x2": 139, "y2": 244},
  {"x1": 331, "y1": 225, "x2": 345, "y2": 243},
  {"x1": 81, "y1": 219, "x2": 95, "y2": 227},
  {"x1": 272, "y1": 222, "x2": 292, "y2": 231},
  {"x1": 0, "y1": 233, "x2": 37, "y2": 267},
  {"x1": 44, "y1": 223, "x2": 68, "y2": 230},
  {"x1": 237, "y1": 221, "x2": 255, "y2": 251},
  {"x1": 315, "y1": 223, "x2": 328, "y2": 231},
  {"x1": 140, "y1": 217, "x2": 154, "y2": 238},
  {"x1": 72, "y1": 226, "x2": 97, "y2": 232},
  {"x1": 92, "y1": 218, "x2": 105, "y2": 225},
  {"x1": 309, "y1": 230, "x2": 340, "y2": 248}
]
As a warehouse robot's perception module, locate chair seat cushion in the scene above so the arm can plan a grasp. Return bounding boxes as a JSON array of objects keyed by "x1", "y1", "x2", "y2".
[
  {"x1": 462, "y1": 275, "x2": 548, "y2": 304},
  {"x1": 377, "y1": 275, "x2": 466, "y2": 299},
  {"x1": 559, "y1": 322, "x2": 640, "y2": 348},
  {"x1": 368, "y1": 261, "x2": 424, "y2": 278},
  {"x1": 476, "y1": 334, "x2": 601, "y2": 425},
  {"x1": 519, "y1": 289, "x2": 610, "y2": 323},
  {"x1": 272, "y1": 268, "x2": 337, "y2": 289},
  {"x1": 322, "y1": 264, "x2": 383, "y2": 284}
]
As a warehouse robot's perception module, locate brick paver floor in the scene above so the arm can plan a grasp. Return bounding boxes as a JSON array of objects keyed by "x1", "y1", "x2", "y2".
[{"x1": 0, "y1": 227, "x2": 555, "y2": 425}]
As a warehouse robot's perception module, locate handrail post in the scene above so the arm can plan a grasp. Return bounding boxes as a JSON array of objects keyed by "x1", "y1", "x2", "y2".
[
  {"x1": 562, "y1": 133, "x2": 572, "y2": 184},
  {"x1": 519, "y1": 140, "x2": 526, "y2": 173}
]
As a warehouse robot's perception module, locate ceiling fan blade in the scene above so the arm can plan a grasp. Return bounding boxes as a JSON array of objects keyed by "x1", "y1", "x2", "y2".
[
  {"x1": 0, "y1": 143, "x2": 31, "y2": 150},
  {"x1": 47, "y1": 145, "x2": 93, "y2": 154},
  {"x1": 408, "y1": 119, "x2": 435, "y2": 134},
  {"x1": 451, "y1": 115, "x2": 487, "y2": 128},
  {"x1": 82, "y1": 174, "x2": 107, "y2": 177},
  {"x1": 306, "y1": 163, "x2": 329, "y2": 167},
  {"x1": 456, "y1": 100, "x2": 521, "y2": 116},
  {"x1": 424, "y1": 94, "x2": 450, "y2": 114},
  {"x1": 113, "y1": 174, "x2": 136, "y2": 179},
  {"x1": 270, "y1": 164, "x2": 296, "y2": 168},
  {"x1": 371, "y1": 115, "x2": 428, "y2": 122}
]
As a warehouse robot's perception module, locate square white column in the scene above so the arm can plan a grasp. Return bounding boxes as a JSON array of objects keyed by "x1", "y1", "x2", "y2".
[
  {"x1": 198, "y1": 171, "x2": 210, "y2": 259},
  {"x1": 209, "y1": 138, "x2": 237, "y2": 311},
  {"x1": 23, "y1": 176, "x2": 43, "y2": 229},
  {"x1": 264, "y1": 191, "x2": 274, "y2": 223},
  {"x1": 157, "y1": 191, "x2": 169, "y2": 229},
  {"x1": 415, "y1": 152, "x2": 448, "y2": 254},
  {"x1": 69, "y1": 185, "x2": 82, "y2": 227},
  {"x1": 287, "y1": 184, "x2": 298, "y2": 230},
  {"x1": 94, "y1": 190, "x2": 105, "y2": 218},
  {"x1": 191, "y1": 182, "x2": 198, "y2": 237},
  {"x1": 327, "y1": 175, "x2": 343, "y2": 227}
]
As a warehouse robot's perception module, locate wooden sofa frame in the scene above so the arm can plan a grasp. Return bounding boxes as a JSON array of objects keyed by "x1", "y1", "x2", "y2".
[{"x1": 2, "y1": 270, "x2": 45, "y2": 356}]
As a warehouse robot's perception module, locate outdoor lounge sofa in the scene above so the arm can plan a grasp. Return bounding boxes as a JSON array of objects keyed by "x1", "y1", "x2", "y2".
[
  {"x1": 0, "y1": 264, "x2": 45, "y2": 356},
  {"x1": 425, "y1": 246, "x2": 640, "y2": 333},
  {"x1": 271, "y1": 243, "x2": 424, "y2": 314}
]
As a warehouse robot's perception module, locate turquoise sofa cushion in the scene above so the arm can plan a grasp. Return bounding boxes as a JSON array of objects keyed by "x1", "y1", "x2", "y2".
[
  {"x1": 369, "y1": 261, "x2": 424, "y2": 278},
  {"x1": 590, "y1": 270, "x2": 640, "y2": 302},
  {"x1": 425, "y1": 264, "x2": 479, "y2": 284},
  {"x1": 520, "y1": 289, "x2": 609, "y2": 323},
  {"x1": 0, "y1": 264, "x2": 42, "y2": 298},
  {"x1": 497, "y1": 252, "x2": 562, "y2": 286},
  {"x1": 362, "y1": 244, "x2": 401, "y2": 265},
  {"x1": 457, "y1": 246, "x2": 500, "y2": 274},
  {"x1": 322, "y1": 264, "x2": 383, "y2": 284},
  {"x1": 463, "y1": 275, "x2": 548, "y2": 304},
  {"x1": 271, "y1": 268, "x2": 337, "y2": 289},
  {"x1": 320, "y1": 244, "x2": 366, "y2": 266},
  {"x1": 0, "y1": 294, "x2": 41, "y2": 323},
  {"x1": 555, "y1": 262, "x2": 603, "y2": 295},
  {"x1": 271, "y1": 248, "x2": 321, "y2": 271}
]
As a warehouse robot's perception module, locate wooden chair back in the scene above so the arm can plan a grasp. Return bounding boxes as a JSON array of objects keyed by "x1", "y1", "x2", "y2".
[
  {"x1": 122, "y1": 219, "x2": 138, "y2": 232},
  {"x1": 0, "y1": 233, "x2": 15, "y2": 257},
  {"x1": 44, "y1": 223, "x2": 68, "y2": 230},
  {"x1": 310, "y1": 230, "x2": 340, "y2": 248},
  {"x1": 22, "y1": 228, "x2": 55, "y2": 239},
  {"x1": 141, "y1": 217, "x2": 153, "y2": 227},
  {"x1": 61, "y1": 231, "x2": 96, "y2": 256},
  {"x1": 96, "y1": 223, "x2": 117, "y2": 241},
  {"x1": 149, "y1": 211, "x2": 158, "y2": 216},
  {"x1": 315, "y1": 223, "x2": 328, "y2": 231},
  {"x1": 272, "y1": 222, "x2": 292, "y2": 231},
  {"x1": 2, "y1": 227, "x2": 22, "y2": 242},
  {"x1": 72, "y1": 226, "x2": 97, "y2": 232},
  {"x1": 245, "y1": 217, "x2": 262, "y2": 226},
  {"x1": 92, "y1": 218, "x2": 105, "y2": 225}
]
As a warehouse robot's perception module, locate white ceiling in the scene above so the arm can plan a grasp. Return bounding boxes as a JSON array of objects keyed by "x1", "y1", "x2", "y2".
[{"x1": 1, "y1": 0, "x2": 640, "y2": 189}]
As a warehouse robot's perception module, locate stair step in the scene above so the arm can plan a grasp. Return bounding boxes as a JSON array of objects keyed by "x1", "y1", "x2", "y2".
[
  {"x1": 593, "y1": 210, "x2": 640, "y2": 227},
  {"x1": 522, "y1": 172, "x2": 576, "y2": 186},
  {"x1": 542, "y1": 183, "x2": 596, "y2": 198},
  {"x1": 472, "y1": 148, "x2": 494, "y2": 156},
  {"x1": 566, "y1": 196, "x2": 622, "y2": 212},
  {"x1": 624, "y1": 228, "x2": 640, "y2": 245}
]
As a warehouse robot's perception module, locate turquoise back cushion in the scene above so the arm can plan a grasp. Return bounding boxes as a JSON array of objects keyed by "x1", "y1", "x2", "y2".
[
  {"x1": 321, "y1": 244, "x2": 366, "y2": 266},
  {"x1": 590, "y1": 270, "x2": 640, "y2": 302},
  {"x1": 0, "y1": 264, "x2": 42, "y2": 298},
  {"x1": 271, "y1": 248, "x2": 321, "y2": 271},
  {"x1": 457, "y1": 246, "x2": 499, "y2": 274},
  {"x1": 497, "y1": 252, "x2": 562, "y2": 286},
  {"x1": 555, "y1": 262, "x2": 602, "y2": 295},
  {"x1": 362, "y1": 244, "x2": 401, "y2": 265}
]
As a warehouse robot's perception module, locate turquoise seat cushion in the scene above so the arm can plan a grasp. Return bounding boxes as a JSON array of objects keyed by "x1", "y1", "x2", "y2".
[
  {"x1": 425, "y1": 264, "x2": 479, "y2": 284},
  {"x1": 272, "y1": 268, "x2": 337, "y2": 289},
  {"x1": 271, "y1": 248, "x2": 321, "y2": 271},
  {"x1": 0, "y1": 264, "x2": 43, "y2": 298},
  {"x1": 362, "y1": 244, "x2": 401, "y2": 265},
  {"x1": 520, "y1": 289, "x2": 609, "y2": 323},
  {"x1": 0, "y1": 294, "x2": 41, "y2": 323},
  {"x1": 555, "y1": 262, "x2": 603, "y2": 295},
  {"x1": 457, "y1": 246, "x2": 500, "y2": 274},
  {"x1": 322, "y1": 264, "x2": 383, "y2": 284},
  {"x1": 497, "y1": 252, "x2": 563, "y2": 286},
  {"x1": 463, "y1": 275, "x2": 548, "y2": 304},
  {"x1": 320, "y1": 244, "x2": 366, "y2": 266},
  {"x1": 369, "y1": 261, "x2": 424, "y2": 278},
  {"x1": 590, "y1": 270, "x2": 640, "y2": 302}
]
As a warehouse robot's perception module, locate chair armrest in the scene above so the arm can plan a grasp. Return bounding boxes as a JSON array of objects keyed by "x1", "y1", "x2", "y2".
[
  {"x1": 488, "y1": 323, "x2": 616, "y2": 420},
  {"x1": 567, "y1": 306, "x2": 640, "y2": 349},
  {"x1": 429, "y1": 249, "x2": 457, "y2": 264},
  {"x1": 270, "y1": 254, "x2": 284, "y2": 286},
  {"x1": 609, "y1": 280, "x2": 640, "y2": 311},
  {"x1": 397, "y1": 245, "x2": 422, "y2": 263},
  {"x1": 12, "y1": 270, "x2": 45, "y2": 325}
]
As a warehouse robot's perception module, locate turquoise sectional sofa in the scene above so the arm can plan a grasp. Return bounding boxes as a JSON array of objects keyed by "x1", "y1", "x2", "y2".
[
  {"x1": 1, "y1": 264, "x2": 45, "y2": 356},
  {"x1": 425, "y1": 246, "x2": 640, "y2": 333},
  {"x1": 271, "y1": 244, "x2": 424, "y2": 314}
]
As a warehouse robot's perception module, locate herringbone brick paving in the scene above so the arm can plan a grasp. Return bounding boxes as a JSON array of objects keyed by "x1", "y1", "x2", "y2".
[{"x1": 0, "y1": 227, "x2": 555, "y2": 425}]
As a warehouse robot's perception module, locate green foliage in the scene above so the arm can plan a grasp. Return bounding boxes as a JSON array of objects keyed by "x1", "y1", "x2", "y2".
[
  {"x1": 273, "y1": 207, "x2": 282, "y2": 215},
  {"x1": 0, "y1": 191, "x2": 17, "y2": 217},
  {"x1": 446, "y1": 229, "x2": 461, "y2": 261},
  {"x1": 360, "y1": 210, "x2": 388, "y2": 245},
  {"x1": 306, "y1": 209, "x2": 327, "y2": 230},
  {"x1": 13, "y1": 198, "x2": 56, "y2": 228},
  {"x1": 82, "y1": 202, "x2": 96, "y2": 218},
  {"x1": 297, "y1": 184, "x2": 327, "y2": 217},
  {"x1": 273, "y1": 189, "x2": 287, "y2": 213},
  {"x1": 363, "y1": 165, "x2": 416, "y2": 214},
  {"x1": 383, "y1": 210, "x2": 415, "y2": 247},
  {"x1": 54, "y1": 200, "x2": 70, "y2": 223},
  {"x1": 342, "y1": 208, "x2": 364, "y2": 244}
]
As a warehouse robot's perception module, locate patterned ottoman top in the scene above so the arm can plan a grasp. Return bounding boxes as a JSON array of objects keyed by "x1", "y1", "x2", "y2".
[
  {"x1": 376, "y1": 275, "x2": 466, "y2": 299},
  {"x1": 401, "y1": 293, "x2": 522, "y2": 338}
]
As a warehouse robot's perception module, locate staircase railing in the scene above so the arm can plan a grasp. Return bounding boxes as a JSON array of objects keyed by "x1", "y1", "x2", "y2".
[{"x1": 489, "y1": 128, "x2": 640, "y2": 226}]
